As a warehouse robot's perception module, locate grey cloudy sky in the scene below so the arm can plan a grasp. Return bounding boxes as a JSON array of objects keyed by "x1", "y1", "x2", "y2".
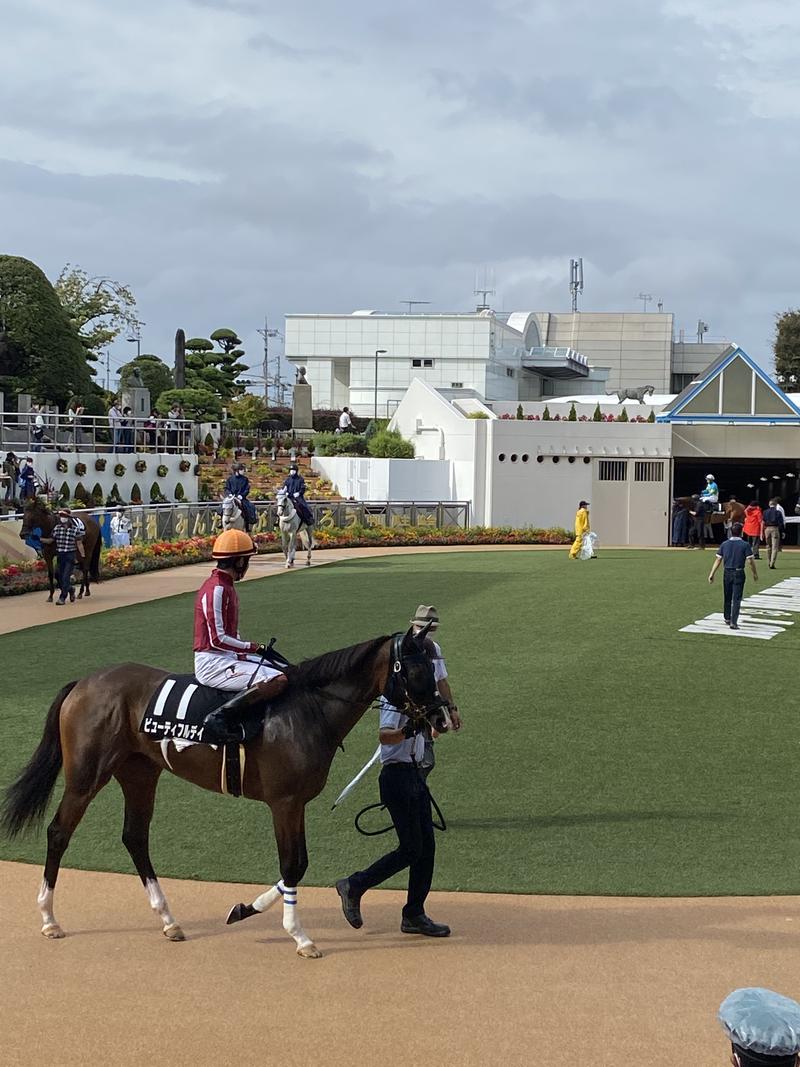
[{"x1": 3, "y1": 0, "x2": 798, "y2": 382}]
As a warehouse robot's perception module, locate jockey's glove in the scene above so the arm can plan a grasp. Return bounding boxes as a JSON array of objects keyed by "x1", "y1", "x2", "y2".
[
  {"x1": 255, "y1": 644, "x2": 269, "y2": 656},
  {"x1": 401, "y1": 720, "x2": 420, "y2": 740}
]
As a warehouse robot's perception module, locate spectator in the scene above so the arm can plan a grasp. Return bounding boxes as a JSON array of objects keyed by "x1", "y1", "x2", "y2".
[
  {"x1": 708, "y1": 521, "x2": 758, "y2": 630},
  {"x1": 719, "y1": 986, "x2": 800, "y2": 1066},
  {"x1": 337, "y1": 406, "x2": 354, "y2": 434},
  {"x1": 110, "y1": 505, "x2": 132, "y2": 548},
  {"x1": 166, "y1": 404, "x2": 181, "y2": 451},
  {"x1": 18, "y1": 456, "x2": 37, "y2": 500},
  {"x1": 762, "y1": 497, "x2": 785, "y2": 570},
  {"x1": 568, "y1": 500, "x2": 592, "y2": 560},
  {"x1": 108, "y1": 398, "x2": 123, "y2": 452},
  {"x1": 41, "y1": 506, "x2": 84, "y2": 606},
  {"x1": 143, "y1": 409, "x2": 160, "y2": 451},
  {"x1": 30, "y1": 403, "x2": 46, "y2": 452},
  {"x1": 742, "y1": 500, "x2": 763, "y2": 559},
  {"x1": 66, "y1": 399, "x2": 84, "y2": 451},
  {"x1": 3, "y1": 452, "x2": 19, "y2": 505},
  {"x1": 120, "y1": 406, "x2": 135, "y2": 453}
]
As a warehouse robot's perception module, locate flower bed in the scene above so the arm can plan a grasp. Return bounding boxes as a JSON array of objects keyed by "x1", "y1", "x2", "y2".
[{"x1": 0, "y1": 525, "x2": 570, "y2": 596}]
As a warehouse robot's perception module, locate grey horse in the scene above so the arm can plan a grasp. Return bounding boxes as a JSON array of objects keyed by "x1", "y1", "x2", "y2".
[
  {"x1": 605, "y1": 385, "x2": 655, "y2": 404},
  {"x1": 276, "y1": 490, "x2": 313, "y2": 568}
]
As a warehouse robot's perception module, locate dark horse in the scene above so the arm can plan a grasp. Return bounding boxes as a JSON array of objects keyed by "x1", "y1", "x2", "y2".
[
  {"x1": 0, "y1": 629, "x2": 443, "y2": 957},
  {"x1": 19, "y1": 499, "x2": 102, "y2": 601}
]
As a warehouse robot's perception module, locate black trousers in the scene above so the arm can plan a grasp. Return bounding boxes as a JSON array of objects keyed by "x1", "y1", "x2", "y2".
[
  {"x1": 692, "y1": 517, "x2": 705, "y2": 547},
  {"x1": 348, "y1": 763, "x2": 435, "y2": 918},
  {"x1": 57, "y1": 551, "x2": 75, "y2": 601},
  {"x1": 723, "y1": 569, "x2": 746, "y2": 624}
]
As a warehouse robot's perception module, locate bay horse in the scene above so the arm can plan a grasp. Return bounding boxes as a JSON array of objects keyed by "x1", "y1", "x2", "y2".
[
  {"x1": 276, "y1": 489, "x2": 313, "y2": 569},
  {"x1": 20, "y1": 499, "x2": 102, "y2": 601},
  {"x1": 0, "y1": 628, "x2": 443, "y2": 957}
]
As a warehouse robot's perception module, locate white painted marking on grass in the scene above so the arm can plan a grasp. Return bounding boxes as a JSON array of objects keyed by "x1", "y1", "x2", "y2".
[{"x1": 680, "y1": 577, "x2": 800, "y2": 640}]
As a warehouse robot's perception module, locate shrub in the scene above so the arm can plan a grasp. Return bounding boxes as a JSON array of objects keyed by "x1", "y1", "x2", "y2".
[
  {"x1": 56, "y1": 458, "x2": 68, "y2": 473},
  {"x1": 74, "y1": 462, "x2": 87, "y2": 476},
  {"x1": 311, "y1": 432, "x2": 366, "y2": 456},
  {"x1": 114, "y1": 462, "x2": 126, "y2": 477},
  {"x1": 647, "y1": 409, "x2": 656, "y2": 423},
  {"x1": 73, "y1": 482, "x2": 92, "y2": 506},
  {"x1": 58, "y1": 481, "x2": 70, "y2": 502},
  {"x1": 179, "y1": 459, "x2": 191, "y2": 472},
  {"x1": 150, "y1": 482, "x2": 167, "y2": 503},
  {"x1": 516, "y1": 404, "x2": 524, "y2": 420},
  {"x1": 567, "y1": 404, "x2": 577, "y2": 422},
  {"x1": 156, "y1": 464, "x2": 168, "y2": 477},
  {"x1": 174, "y1": 482, "x2": 186, "y2": 501},
  {"x1": 108, "y1": 482, "x2": 123, "y2": 503},
  {"x1": 130, "y1": 482, "x2": 142, "y2": 503},
  {"x1": 367, "y1": 429, "x2": 415, "y2": 459},
  {"x1": 592, "y1": 403, "x2": 602, "y2": 422},
  {"x1": 94, "y1": 458, "x2": 107, "y2": 471},
  {"x1": 618, "y1": 407, "x2": 629, "y2": 422},
  {"x1": 542, "y1": 406, "x2": 551, "y2": 421},
  {"x1": 467, "y1": 411, "x2": 489, "y2": 419},
  {"x1": 90, "y1": 482, "x2": 103, "y2": 505}
]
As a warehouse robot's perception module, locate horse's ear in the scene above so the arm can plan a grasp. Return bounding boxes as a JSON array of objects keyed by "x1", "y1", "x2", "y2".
[{"x1": 414, "y1": 621, "x2": 433, "y2": 642}]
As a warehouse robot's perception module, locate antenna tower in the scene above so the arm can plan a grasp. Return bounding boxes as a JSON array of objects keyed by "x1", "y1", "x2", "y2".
[
  {"x1": 257, "y1": 316, "x2": 285, "y2": 408},
  {"x1": 474, "y1": 267, "x2": 496, "y2": 312},
  {"x1": 569, "y1": 258, "x2": 584, "y2": 312},
  {"x1": 637, "y1": 292, "x2": 653, "y2": 312}
]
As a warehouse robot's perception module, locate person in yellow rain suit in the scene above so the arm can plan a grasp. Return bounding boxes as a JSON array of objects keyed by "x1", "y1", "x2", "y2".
[{"x1": 569, "y1": 500, "x2": 591, "y2": 559}]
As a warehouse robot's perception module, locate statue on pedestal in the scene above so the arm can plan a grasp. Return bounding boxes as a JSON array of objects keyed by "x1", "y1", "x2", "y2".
[{"x1": 292, "y1": 366, "x2": 313, "y2": 434}]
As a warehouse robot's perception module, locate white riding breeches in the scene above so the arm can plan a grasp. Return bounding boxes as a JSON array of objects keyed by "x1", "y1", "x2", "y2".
[{"x1": 194, "y1": 651, "x2": 283, "y2": 691}]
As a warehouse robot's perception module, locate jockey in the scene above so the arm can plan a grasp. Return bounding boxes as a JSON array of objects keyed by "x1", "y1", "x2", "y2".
[
  {"x1": 282, "y1": 463, "x2": 314, "y2": 528},
  {"x1": 700, "y1": 473, "x2": 719, "y2": 505},
  {"x1": 224, "y1": 463, "x2": 256, "y2": 530},
  {"x1": 194, "y1": 529, "x2": 288, "y2": 742}
]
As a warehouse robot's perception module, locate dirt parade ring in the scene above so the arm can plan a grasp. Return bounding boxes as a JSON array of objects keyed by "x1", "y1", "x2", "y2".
[{"x1": 4, "y1": 546, "x2": 800, "y2": 1066}]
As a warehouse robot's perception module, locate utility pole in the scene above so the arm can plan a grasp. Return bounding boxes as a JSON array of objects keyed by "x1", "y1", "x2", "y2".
[
  {"x1": 257, "y1": 317, "x2": 284, "y2": 407},
  {"x1": 105, "y1": 351, "x2": 110, "y2": 392}
]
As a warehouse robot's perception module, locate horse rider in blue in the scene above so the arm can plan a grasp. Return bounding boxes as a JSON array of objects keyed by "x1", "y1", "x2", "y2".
[
  {"x1": 282, "y1": 463, "x2": 314, "y2": 528},
  {"x1": 224, "y1": 463, "x2": 256, "y2": 531}
]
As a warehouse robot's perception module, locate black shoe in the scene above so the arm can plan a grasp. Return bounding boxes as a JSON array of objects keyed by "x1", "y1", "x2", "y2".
[
  {"x1": 201, "y1": 708, "x2": 245, "y2": 744},
  {"x1": 400, "y1": 914, "x2": 450, "y2": 937},
  {"x1": 69, "y1": 590, "x2": 75, "y2": 603},
  {"x1": 724, "y1": 618, "x2": 731, "y2": 625},
  {"x1": 335, "y1": 878, "x2": 363, "y2": 929},
  {"x1": 730, "y1": 623, "x2": 739, "y2": 630},
  {"x1": 55, "y1": 598, "x2": 66, "y2": 606}
]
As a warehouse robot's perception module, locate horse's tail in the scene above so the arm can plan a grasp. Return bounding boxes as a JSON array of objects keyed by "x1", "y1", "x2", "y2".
[
  {"x1": 89, "y1": 529, "x2": 102, "y2": 581},
  {"x1": 0, "y1": 681, "x2": 77, "y2": 838}
]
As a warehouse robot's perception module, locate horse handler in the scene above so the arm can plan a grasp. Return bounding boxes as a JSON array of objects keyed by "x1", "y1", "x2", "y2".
[
  {"x1": 40, "y1": 507, "x2": 84, "y2": 605},
  {"x1": 335, "y1": 688, "x2": 462, "y2": 939},
  {"x1": 708, "y1": 521, "x2": 758, "y2": 630},
  {"x1": 569, "y1": 500, "x2": 592, "y2": 560}
]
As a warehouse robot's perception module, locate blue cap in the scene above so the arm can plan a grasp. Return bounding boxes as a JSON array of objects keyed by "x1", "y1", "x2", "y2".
[{"x1": 719, "y1": 988, "x2": 800, "y2": 1062}]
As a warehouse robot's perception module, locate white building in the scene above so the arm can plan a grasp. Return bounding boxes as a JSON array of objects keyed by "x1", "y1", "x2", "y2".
[{"x1": 285, "y1": 309, "x2": 723, "y2": 417}]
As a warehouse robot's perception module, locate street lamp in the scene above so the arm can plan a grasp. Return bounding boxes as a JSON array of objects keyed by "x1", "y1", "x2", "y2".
[{"x1": 374, "y1": 349, "x2": 387, "y2": 421}]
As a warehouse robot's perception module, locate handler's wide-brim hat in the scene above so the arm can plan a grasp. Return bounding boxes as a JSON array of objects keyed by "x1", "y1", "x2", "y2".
[
  {"x1": 411, "y1": 604, "x2": 439, "y2": 628},
  {"x1": 212, "y1": 529, "x2": 256, "y2": 559},
  {"x1": 57, "y1": 507, "x2": 71, "y2": 516}
]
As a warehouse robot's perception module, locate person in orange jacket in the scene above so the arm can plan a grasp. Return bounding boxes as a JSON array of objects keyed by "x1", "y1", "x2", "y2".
[{"x1": 742, "y1": 500, "x2": 764, "y2": 560}]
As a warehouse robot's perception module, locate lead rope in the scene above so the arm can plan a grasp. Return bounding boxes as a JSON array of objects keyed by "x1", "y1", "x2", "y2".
[{"x1": 353, "y1": 749, "x2": 447, "y2": 836}]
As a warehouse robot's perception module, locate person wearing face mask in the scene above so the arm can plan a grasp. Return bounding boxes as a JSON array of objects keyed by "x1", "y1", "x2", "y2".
[
  {"x1": 41, "y1": 507, "x2": 84, "y2": 605},
  {"x1": 719, "y1": 987, "x2": 800, "y2": 1066},
  {"x1": 194, "y1": 529, "x2": 288, "y2": 743},
  {"x1": 282, "y1": 462, "x2": 314, "y2": 532}
]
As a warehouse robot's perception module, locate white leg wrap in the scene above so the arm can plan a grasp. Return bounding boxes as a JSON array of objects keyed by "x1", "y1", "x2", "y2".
[
  {"x1": 252, "y1": 880, "x2": 284, "y2": 913},
  {"x1": 38, "y1": 878, "x2": 57, "y2": 928},
  {"x1": 281, "y1": 886, "x2": 314, "y2": 950},
  {"x1": 145, "y1": 878, "x2": 177, "y2": 928}
]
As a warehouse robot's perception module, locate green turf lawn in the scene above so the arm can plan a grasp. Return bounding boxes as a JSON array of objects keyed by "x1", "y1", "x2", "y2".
[{"x1": 2, "y1": 548, "x2": 800, "y2": 896}]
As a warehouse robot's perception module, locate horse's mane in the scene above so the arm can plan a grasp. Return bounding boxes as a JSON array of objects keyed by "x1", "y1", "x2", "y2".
[{"x1": 285, "y1": 635, "x2": 390, "y2": 690}]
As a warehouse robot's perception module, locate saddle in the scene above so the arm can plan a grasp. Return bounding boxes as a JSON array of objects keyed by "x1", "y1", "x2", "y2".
[{"x1": 139, "y1": 675, "x2": 265, "y2": 746}]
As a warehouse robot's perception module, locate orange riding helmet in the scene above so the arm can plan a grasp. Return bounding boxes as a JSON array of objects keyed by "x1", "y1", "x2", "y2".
[{"x1": 211, "y1": 529, "x2": 257, "y2": 559}]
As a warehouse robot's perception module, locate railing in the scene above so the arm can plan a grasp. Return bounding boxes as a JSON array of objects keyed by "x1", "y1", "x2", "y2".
[
  {"x1": 0, "y1": 411, "x2": 194, "y2": 454},
  {"x1": 1, "y1": 500, "x2": 471, "y2": 542}
]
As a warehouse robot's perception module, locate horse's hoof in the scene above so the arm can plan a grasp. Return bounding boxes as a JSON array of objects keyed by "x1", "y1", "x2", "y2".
[
  {"x1": 163, "y1": 923, "x2": 186, "y2": 942},
  {"x1": 46, "y1": 596, "x2": 53, "y2": 603},
  {"x1": 297, "y1": 942, "x2": 323, "y2": 959},
  {"x1": 41, "y1": 923, "x2": 65, "y2": 939}
]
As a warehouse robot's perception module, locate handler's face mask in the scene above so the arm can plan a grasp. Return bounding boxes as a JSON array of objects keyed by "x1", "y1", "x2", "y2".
[{"x1": 59, "y1": 516, "x2": 69, "y2": 525}]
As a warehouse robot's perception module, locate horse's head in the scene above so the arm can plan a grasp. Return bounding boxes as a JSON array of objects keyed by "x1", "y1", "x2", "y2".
[
  {"x1": 276, "y1": 490, "x2": 291, "y2": 516},
  {"x1": 385, "y1": 626, "x2": 447, "y2": 731},
  {"x1": 19, "y1": 498, "x2": 49, "y2": 540}
]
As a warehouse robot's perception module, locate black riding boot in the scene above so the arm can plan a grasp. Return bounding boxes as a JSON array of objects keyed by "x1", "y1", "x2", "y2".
[{"x1": 202, "y1": 688, "x2": 258, "y2": 744}]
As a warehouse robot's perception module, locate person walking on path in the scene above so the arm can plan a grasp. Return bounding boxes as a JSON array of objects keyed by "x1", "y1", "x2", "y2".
[
  {"x1": 708, "y1": 521, "x2": 758, "y2": 630},
  {"x1": 335, "y1": 630, "x2": 461, "y2": 938},
  {"x1": 762, "y1": 498, "x2": 785, "y2": 569},
  {"x1": 41, "y1": 507, "x2": 84, "y2": 605},
  {"x1": 742, "y1": 500, "x2": 763, "y2": 559},
  {"x1": 569, "y1": 500, "x2": 591, "y2": 559}
]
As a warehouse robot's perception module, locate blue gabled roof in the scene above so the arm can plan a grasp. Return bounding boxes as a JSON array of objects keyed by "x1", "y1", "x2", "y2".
[{"x1": 657, "y1": 346, "x2": 800, "y2": 424}]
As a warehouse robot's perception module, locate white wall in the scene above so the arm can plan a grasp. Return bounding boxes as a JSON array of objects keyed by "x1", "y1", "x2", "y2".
[
  {"x1": 29, "y1": 452, "x2": 199, "y2": 503},
  {"x1": 312, "y1": 456, "x2": 452, "y2": 500}
]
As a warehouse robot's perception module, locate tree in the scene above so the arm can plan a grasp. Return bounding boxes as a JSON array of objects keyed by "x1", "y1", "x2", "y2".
[
  {"x1": 567, "y1": 403, "x2": 577, "y2": 421},
  {"x1": 183, "y1": 329, "x2": 248, "y2": 403},
  {"x1": 516, "y1": 403, "x2": 524, "y2": 420},
  {"x1": 592, "y1": 403, "x2": 603, "y2": 422},
  {"x1": 54, "y1": 264, "x2": 138, "y2": 361},
  {"x1": 367, "y1": 429, "x2": 415, "y2": 458},
  {"x1": 0, "y1": 254, "x2": 92, "y2": 406},
  {"x1": 156, "y1": 386, "x2": 222, "y2": 422},
  {"x1": 228, "y1": 393, "x2": 268, "y2": 429},
  {"x1": 119, "y1": 353, "x2": 173, "y2": 401},
  {"x1": 773, "y1": 310, "x2": 800, "y2": 383}
]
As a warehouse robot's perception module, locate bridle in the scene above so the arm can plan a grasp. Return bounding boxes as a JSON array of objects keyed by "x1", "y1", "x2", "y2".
[{"x1": 382, "y1": 632, "x2": 447, "y2": 725}]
